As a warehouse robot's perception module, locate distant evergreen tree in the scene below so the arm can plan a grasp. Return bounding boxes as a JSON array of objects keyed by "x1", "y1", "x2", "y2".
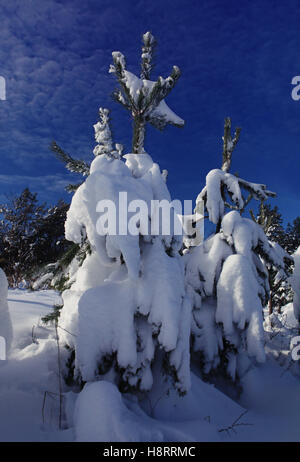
[
  {"x1": 0, "y1": 188, "x2": 45, "y2": 285},
  {"x1": 251, "y1": 203, "x2": 286, "y2": 245},
  {"x1": 0, "y1": 189, "x2": 71, "y2": 286},
  {"x1": 29, "y1": 200, "x2": 72, "y2": 280},
  {"x1": 285, "y1": 217, "x2": 300, "y2": 255}
]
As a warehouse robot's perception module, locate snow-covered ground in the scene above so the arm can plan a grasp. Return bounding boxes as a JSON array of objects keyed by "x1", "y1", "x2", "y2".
[
  {"x1": 0, "y1": 289, "x2": 72, "y2": 441},
  {"x1": 1, "y1": 289, "x2": 300, "y2": 442}
]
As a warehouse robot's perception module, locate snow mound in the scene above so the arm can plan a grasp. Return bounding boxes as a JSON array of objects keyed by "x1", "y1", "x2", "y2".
[
  {"x1": 74, "y1": 375, "x2": 247, "y2": 442},
  {"x1": 74, "y1": 381, "x2": 163, "y2": 442}
]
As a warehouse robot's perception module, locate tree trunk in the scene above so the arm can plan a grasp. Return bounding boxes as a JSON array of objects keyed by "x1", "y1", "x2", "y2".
[
  {"x1": 268, "y1": 291, "x2": 273, "y2": 316},
  {"x1": 132, "y1": 116, "x2": 146, "y2": 154}
]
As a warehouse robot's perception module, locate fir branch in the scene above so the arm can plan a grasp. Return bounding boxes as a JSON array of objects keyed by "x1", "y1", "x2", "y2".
[
  {"x1": 41, "y1": 304, "x2": 63, "y2": 325},
  {"x1": 112, "y1": 89, "x2": 131, "y2": 111},
  {"x1": 238, "y1": 178, "x2": 276, "y2": 201},
  {"x1": 110, "y1": 52, "x2": 138, "y2": 113},
  {"x1": 144, "y1": 67, "x2": 182, "y2": 119},
  {"x1": 51, "y1": 141, "x2": 90, "y2": 176},
  {"x1": 218, "y1": 410, "x2": 253, "y2": 435},
  {"x1": 110, "y1": 33, "x2": 184, "y2": 153},
  {"x1": 65, "y1": 182, "x2": 83, "y2": 193},
  {"x1": 240, "y1": 193, "x2": 253, "y2": 215},
  {"x1": 59, "y1": 243, "x2": 80, "y2": 268}
]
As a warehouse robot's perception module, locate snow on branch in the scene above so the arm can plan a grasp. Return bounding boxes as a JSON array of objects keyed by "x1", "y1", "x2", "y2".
[
  {"x1": 196, "y1": 169, "x2": 276, "y2": 225},
  {"x1": 141, "y1": 31, "x2": 156, "y2": 80},
  {"x1": 237, "y1": 178, "x2": 276, "y2": 201},
  {"x1": 93, "y1": 107, "x2": 123, "y2": 159},
  {"x1": 194, "y1": 118, "x2": 276, "y2": 225}
]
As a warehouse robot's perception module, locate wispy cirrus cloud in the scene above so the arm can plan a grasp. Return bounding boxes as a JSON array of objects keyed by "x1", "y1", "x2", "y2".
[
  {"x1": 0, "y1": 173, "x2": 77, "y2": 203},
  {"x1": 0, "y1": 0, "x2": 298, "y2": 223}
]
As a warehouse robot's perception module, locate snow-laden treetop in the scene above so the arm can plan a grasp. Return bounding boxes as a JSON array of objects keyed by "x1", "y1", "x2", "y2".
[
  {"x1": 109, "y1": 31, "x2": 184, "y2": 153},
  {"x1": 195, "y1": 117, "x2": 276, "y2": 227}
]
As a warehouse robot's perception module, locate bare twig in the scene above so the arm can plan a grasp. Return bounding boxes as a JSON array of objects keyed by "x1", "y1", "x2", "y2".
[
  {"x1": 31, "y1": 325, "x2": 39, "y2": 344},
  {"x1": 57, "y1": 325, "x2": 77, "y2": 337},
  {"x1": 218, "y1": 410, "x2": 252, "y2": 435},
  {"x1": 143, "y1": 389, "x2": 170, "y2": 417},
  {"x1": 42, "y1": 391, "x2": 61, "y2": 425}
]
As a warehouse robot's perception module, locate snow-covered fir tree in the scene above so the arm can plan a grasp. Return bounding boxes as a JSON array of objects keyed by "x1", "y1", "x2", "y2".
[
  {"x1": 185, "y1": 118, "x2": 288, "y2": 383},
  {"x1": 0, "y1": 189, "x2": 70, "y2": 287},
  {"x1": 58, "y1": 33, "x2": 191, "y2": 395},
  {"x1": 30, "y1": 200, "x2": 73, "y2": 290},
  {"x1": 250, "y1": 203, "x2": 286, "y2": 246},
  {"x1": 285, "y1": 218, "x2": 300, "y2": 255},
  {"x1": 0, "y1": 188, "x2": 44, "y2": 285}
]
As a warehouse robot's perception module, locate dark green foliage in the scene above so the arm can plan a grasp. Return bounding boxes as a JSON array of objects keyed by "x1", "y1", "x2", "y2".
[
  {"x1": 50, "y1": 141, "x2": 89, "y2": 193},
  {"x1": 39, "y1": 240, "x2": 91, "y2": 296},
  {"x1": 64, "y1": 348, "x2": 77, "y2": 387},
  {"x1": 51, "y1": 141, "x2": 90, "y2": 177},
  {"x1": 58, "y1": 243, "x2": 80, "y2": 268},
  {"x1": 46, "y1": 136, "x2": 96, "y2": 293},
  {"x1": 42, "y1": 304, "x2": 63, "y2": 325},
  {"x1": 251, "y1": 202, "x2": 294, "y2": 313},
  {"x1": 0, "y1": 189, "x2": 71, "y2": 286},
  {"x1": 30, "y1": 200, "x2": 71, "y2": 271},
  {"x1": 285, "y1": 217, "x2": 300, "y2": 255},
  {"x1": 162, "y1": 354, "x2": 187, "y2": 397},
  {"x1": 52, "y1": 274, "x2": 71, "y2": 293},
  {"x1": 65, "y1": 182, "x2": 84, "y2": 193},
  {"x1": 252, "y1": 203, "x2": 286, "y2": 246}
]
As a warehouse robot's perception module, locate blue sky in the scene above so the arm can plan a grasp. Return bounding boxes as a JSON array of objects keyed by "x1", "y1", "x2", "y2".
[{"x1": 0, "y1": 0, "x2": 299, "y2": 224}]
